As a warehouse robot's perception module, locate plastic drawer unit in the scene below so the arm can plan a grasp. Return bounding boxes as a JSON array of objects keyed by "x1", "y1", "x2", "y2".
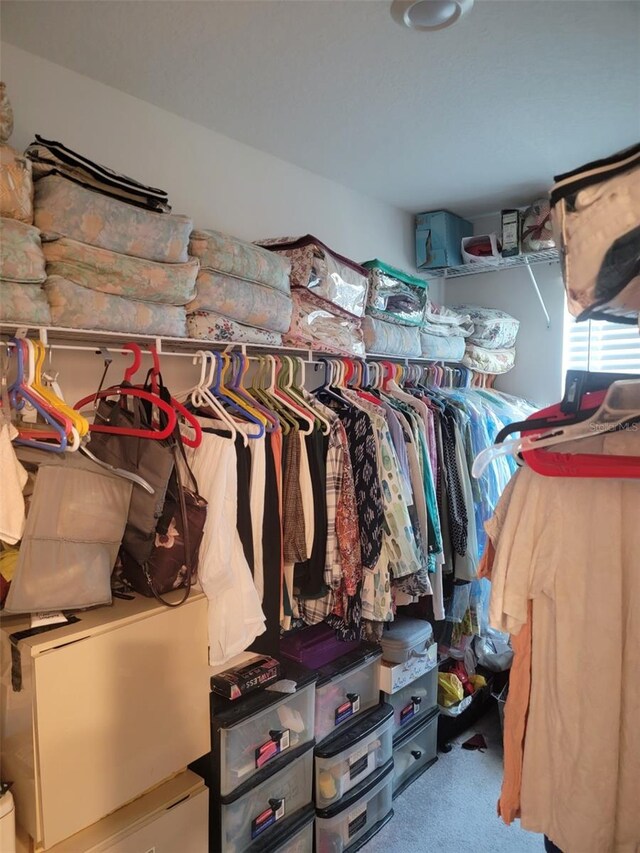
[
  {"x1": 383, "y1": 665, "x2": 438, "y2": 738},
  {"x1": 246, "y1": 803, "x2": 315, "y2": 853},
  {"x1": 213, "y1": 663, "x2": 317, "y2": 796},
  {"x1": 216, "y1": 743, "x2": 314, "y2": 853},
  {"x1": 392, "y1": 708, "x2": 439, "y2": 798},
  {"x1": 315, "y1": 703, "x2": 393, "y2": 809},
  {"x1": 315, "y1": 760, "x2": 394, "y2": 853},
  {"x1": 315, "y1": 644, "x2": 382, "y2": 744}
]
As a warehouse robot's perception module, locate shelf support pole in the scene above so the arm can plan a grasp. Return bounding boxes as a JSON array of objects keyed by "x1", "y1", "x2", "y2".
[{"x1": 524, "y1": 258, "x2": 551, "y2": 328}]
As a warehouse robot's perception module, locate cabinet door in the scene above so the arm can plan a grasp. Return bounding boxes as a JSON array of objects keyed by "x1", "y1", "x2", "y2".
[{"x1": 33, "y1": 597, "x2": 210, "y2": 848}]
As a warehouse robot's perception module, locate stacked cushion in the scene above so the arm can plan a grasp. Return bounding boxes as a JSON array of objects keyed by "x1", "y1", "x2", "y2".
[
  {"x1": 0, "y1": 127, "x2": 51, "y2": 325},
  {"x1": 362, "y1": 316, "x2": 421, "y2": 357},
  {"x1": 453, "y1": 305, "x2": 520, "y2": 374},
  {"x1": 186, "y1": 229, "x2": 292, "y2": 343},
  {"x1": 30, "y1": 161, "x2": 194, "y2": 335},
  {"x1": 0, "y1": 219, "x2": 50, "y2": 325}
]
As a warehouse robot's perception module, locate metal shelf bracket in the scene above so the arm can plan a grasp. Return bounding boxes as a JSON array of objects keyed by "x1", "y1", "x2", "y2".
[{"x1": 523, "y1": 257, "x2": 551, "y2": 328}]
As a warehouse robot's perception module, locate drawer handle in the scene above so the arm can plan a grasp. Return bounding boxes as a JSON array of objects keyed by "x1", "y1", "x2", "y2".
[
  {"x1": 346, "y1": 692, "x2": 360, "y2": 702},
  {"x1": 269, "y1": 798, "x2": 284, "y2": 810},
  {"x1": 269, "y1": 730, "x2": 284, "y2": 741},
  {"x1": 411, "y1": 750, "x2": 422, "y2": 761},
  {"x1": 411, "y1": 696, "x2": 422, "y2": 705}
]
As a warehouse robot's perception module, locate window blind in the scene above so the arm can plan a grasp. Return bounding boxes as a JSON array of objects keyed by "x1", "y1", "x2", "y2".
[{"x1": 563, "y1": 314, "x2": 640, "y2": 374}]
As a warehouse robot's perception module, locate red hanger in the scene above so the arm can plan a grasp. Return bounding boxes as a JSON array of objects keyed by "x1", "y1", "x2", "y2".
[
  {"x1": 74, "y1": 344, "x2": 177, "y2": 440},
  {"x1": 521, "y1": 390, "x2": 640, "y2": 478},
  {"x1": 146, "y1": 345, "x2": 202, "y2": 448}
]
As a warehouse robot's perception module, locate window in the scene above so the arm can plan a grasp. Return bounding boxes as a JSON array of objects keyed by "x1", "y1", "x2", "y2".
[{"x1": 563, "y1": 310, "x2": 640, "y2": 376}]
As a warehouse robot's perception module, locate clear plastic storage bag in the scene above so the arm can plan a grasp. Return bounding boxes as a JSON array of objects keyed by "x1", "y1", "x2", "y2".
[{"x1": 4, "y1": 452, "x2": 131, "y2": 613}]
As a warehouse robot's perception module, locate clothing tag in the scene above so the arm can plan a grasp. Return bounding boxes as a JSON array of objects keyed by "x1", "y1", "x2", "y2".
[
  {"x1": 335, "y1": 693, "x2": 360, "y2": 726},
  {"x1": 30, "y1": 612, "x2": 69, "y2": 629},
  {"x1": 255, "y1": 729, "x2": 290, "y2": 769},
  {"x1": 251, "y1": 798, "x2": 285, "y2": 839},
  {"x1": 347, "y1": 805, "x2": 367, "y2": 838}
]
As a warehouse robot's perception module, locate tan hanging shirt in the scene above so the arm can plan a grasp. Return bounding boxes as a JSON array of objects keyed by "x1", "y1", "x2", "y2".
[{"x1": 489, "y1": 433, "x2": 640, "y2": 853}]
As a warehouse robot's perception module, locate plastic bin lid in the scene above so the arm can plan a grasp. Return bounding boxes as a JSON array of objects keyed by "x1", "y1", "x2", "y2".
[
  {"x1": 213, "y1": 660, "x2": 317, "y2": 728},
  {"x1": 315, "y1": 759, "x2": 394, "y2": 820},
  {"x1": 315, "y1": 703, "x2": 393, "y2": 758},
  {"x1": 316, "y1": 642, "x2": 381, "y2": 687},
  {"x1": 380, "y1": 618, "x2": 433, "y2": 651},
  {"x1": 246, "y1": 803, "x2": 315, "y2": 852},
  {"x1": 392, "y1": 705, "x2": 439, "y2": 748}
]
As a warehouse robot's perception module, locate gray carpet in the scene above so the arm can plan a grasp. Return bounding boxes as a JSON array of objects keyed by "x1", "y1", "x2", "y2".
[{"x1": 363, "y1": 707, "x2": 543, "y2": 853}]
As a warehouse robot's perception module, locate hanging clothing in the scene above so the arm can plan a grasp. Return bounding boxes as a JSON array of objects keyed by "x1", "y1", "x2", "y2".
[
  {"x1": 488, "y1": 432, "x2": 640, "y2": 853},
  {"x1": 187, "y1": 431, "x2": 266, "y2": 666}
]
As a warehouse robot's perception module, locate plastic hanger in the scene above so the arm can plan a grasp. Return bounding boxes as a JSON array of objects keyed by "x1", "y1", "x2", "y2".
[
  {"x1": 206, "y1": 351, "x2": 264, "y2": 439},
  {"x1": 283, "y1": 356, "x2": 330, "y2": 435},
  {"x1": 229, "y1": 353, "x2": 278, "y2": 433},
  {"x1": 472, "y1": 379, "x2": 640, "y2": 478},
  {"x1": 269, "y1": 355, "x2": 313, "y2": 434},
  {"x1": 74, "y1": 345, "x2": 178, "y2": 441},
  {"x1": 8, "y1": 339, "x2": 71, "y2": 452},
  {"x1": 141, "y1": 345, "x2": 202, "y2": 448},
  {"x1": 30, "y1": 341, "x2": 90, "y2": 438},
  {"x1": 188, "y1": 351, "x2": 242, "y2": 444},
  {"x1": 250, "y1": 356, "x2": 295, "y2": 435},
  {"x1": 218, "y1": 352, "x2": 267, "y2": 433}
]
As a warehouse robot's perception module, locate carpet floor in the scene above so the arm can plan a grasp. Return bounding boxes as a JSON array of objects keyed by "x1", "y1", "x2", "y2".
[{"x1": 363, "y1": 706, "x2": 543, "y2": 853}]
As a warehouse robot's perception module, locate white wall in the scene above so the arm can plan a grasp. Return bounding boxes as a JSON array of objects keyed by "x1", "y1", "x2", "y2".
[
  {"x1": 1, "y1": 42, "x2": 420, "y2": 401},
  {"x1": 1, "y1": 42, "x2": 414, "y2": 268},
  {"x1": 447, "y1": 215, "x2": 565, "y2": 406}
]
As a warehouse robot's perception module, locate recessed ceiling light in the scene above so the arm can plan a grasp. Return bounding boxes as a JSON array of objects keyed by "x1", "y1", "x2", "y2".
[{"x1": 390, "y1": 0, "x2": 474, "y2": 31}]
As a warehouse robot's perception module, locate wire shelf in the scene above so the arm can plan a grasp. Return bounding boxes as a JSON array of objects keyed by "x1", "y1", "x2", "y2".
[
  {"x1": 426, "y1": 248, "x2": 560, "y2": 279},
  {"x1": 0, "y1": 323, "x2": 459, "y2": 364}
]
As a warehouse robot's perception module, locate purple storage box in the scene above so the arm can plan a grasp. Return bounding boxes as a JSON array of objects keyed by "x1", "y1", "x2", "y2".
[{"x1": 280, "y1": 623, "x2": 361, "y2": 669}]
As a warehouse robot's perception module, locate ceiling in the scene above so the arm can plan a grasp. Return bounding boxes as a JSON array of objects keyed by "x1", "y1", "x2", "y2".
[{"x1": 2, "y1": 0, "x2": 639, "y2": 216}]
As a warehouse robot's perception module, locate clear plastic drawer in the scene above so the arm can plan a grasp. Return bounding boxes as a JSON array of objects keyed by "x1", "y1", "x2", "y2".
[
  {"x1": 315, "y1": 703, "x2": 393, "y2": 809},
  {"x1": 383, "y1": 665, "x2": 438, "y2": 738},
  {"x1": 392, "y1": 708, "x2": 438, "y2": 797},
  {"x1": 315, "y1": 646, "x2": 381, "y2": 744},
  {"x1": 315, "y1": 760, "x2": 394, "y2": 853},
  {"x1": 219, "y1": 680, "x2": 316, "y2": 795},
  {"x1": 220, "y1": 744, "x2": 314, "y2": 853}
]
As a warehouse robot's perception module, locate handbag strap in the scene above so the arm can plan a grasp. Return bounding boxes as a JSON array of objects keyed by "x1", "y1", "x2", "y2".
[{"x1": 142, "y1": 443, "x2": 193, "y2": 608}]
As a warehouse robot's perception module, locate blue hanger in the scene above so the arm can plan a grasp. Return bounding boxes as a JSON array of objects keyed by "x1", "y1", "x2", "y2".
[{"x1": 208, "y1": 351, "x2": 264, "y2": 439}]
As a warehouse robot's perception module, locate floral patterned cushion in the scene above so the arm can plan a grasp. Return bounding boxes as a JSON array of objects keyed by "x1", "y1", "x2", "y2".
[
  {"x1": 188, "y1": 271, "x2": 292, "y2": 333},
  {"x1": 0, "y1": 218, "x2": 46, "y2": 284},
  {"x1": 189, "y1": 229, "x2": 291, "y2": 293},
  {"x1": 45, "y1": 276, "x2": 188, "y2": 337},
  {"x1": 42, "y1": 236, "x2": 198, "y2": 305},
  {"x1": 0, "y1": 144, "x2": 33, "y2": 224},
  {"x1": 0, "y1": 282, "x2": 51, "y2": 325},
  {"x1": 452, "y1": 305, "x2": 519, "y2": 349},
  {"x1": 462, "y1": 343, "x2": 515, "y2": 374},
  {"x1": 362, "y1": 316, "x2": 421, "y2": 357},
  {"x1": 187, "y1": 310, "x2": 283, "y2": 346},
  {"x1": 34, "y1": 175, "x2": 192, "y2": 263}
]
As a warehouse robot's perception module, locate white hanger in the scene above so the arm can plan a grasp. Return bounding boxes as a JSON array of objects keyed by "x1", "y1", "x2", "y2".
[
  {"x1": 472, "y1": 379, "x2": 640, "y2": 478},
  {"x1": 187, "y1": 351, "x2": 243, "y2": 446}
]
